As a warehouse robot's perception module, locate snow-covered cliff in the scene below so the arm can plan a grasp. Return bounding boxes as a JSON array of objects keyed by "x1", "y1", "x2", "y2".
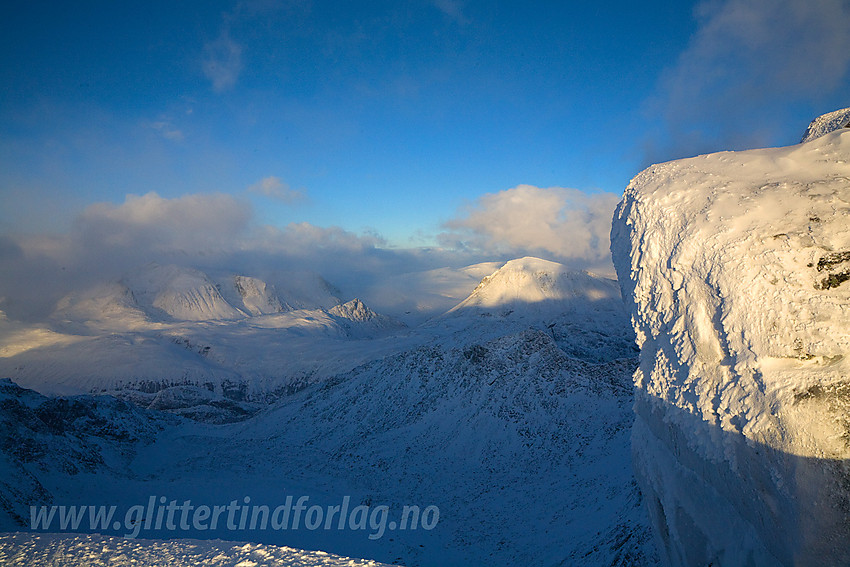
[{"x1": 611, "y1": 117, "x2": 850, "y2": 565}]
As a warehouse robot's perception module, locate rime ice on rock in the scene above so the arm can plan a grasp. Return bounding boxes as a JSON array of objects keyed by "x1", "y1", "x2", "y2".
[
  {"x1": 800, "y1": 106, "x2": 850, "y2": 143},
  {"x1": 612, "y1": 112, "x2": 850, "y2": 565}
]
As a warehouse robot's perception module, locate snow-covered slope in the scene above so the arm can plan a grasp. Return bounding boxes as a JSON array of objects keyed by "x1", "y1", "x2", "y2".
[
  {"x1": 268, "y1": 271, "x2": 344, "y2": 311},
  {"x1": 1, "y1": 332, "x2": 654, "y2": 566},
  {"x1": 216, "y1": 330, "x2": 655, "y2": 566},
  {"x1": 53, "y1": 282, "x2": 150, "y2": 331},
  {"x1": 0, "y1": 257, "x2": 634, "y2": 401},
  {"x1": 0, "y1": 311, "x2": 409, "y2": 402},
  {"x1": 0, "y1": 533, "x2": 395, "y2": 567},
  {"x1": 0, "y1": 378, "x2": 172, "y2": 528},
  {"x1": 0, "y1": 312, "x2": 87, "y2": 359},
  {"x1": 219, "y1": 275, "x2": 290, "y2": 316},
  {"x1": 612, "y1": 120, "x2": 850, "y2": 565},
  {"x1": 366, "y1": 262, "x2": 503, "y2": 324}
]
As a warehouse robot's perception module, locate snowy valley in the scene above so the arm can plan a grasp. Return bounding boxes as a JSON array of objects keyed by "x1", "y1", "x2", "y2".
[{"x1": 0, "y1": 257, "x2": 655, "y2": 565}]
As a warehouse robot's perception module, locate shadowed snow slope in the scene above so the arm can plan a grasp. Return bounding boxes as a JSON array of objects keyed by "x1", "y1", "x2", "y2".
[
  {"x1": 218, "y1": 329, "x2": 654, "y2": 566},
  {"x1": 612, "y1": 121, "x2": 850, "y2": 565},
  {"x1": 0, "y1": 378, "x2": 172, "y2": 527},
  {"x1": 0, "y1": 334, "x2": 655, "y2": 566}
]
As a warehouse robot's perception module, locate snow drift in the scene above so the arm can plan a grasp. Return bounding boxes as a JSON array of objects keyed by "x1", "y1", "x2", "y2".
[{"x1": 611, "y1": 112, "x2": 850, "y2": 565}]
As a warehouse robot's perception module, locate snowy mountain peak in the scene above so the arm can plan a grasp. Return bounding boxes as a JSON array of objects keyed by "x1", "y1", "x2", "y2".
[
  {"x1": 328, "y1": 298, "x2": 406, "y2": 337},
  {"x1": 448, "y1": 256, "x2": 620, "y2": 315},
  {"x1": 51, "y1": 265, "x2": 303, "y2": 326},
  {"x1": 328, "y1": 298, "x2": 375, "y2": 321},
  {"x1": 801, "y1": 106, "x2": 850, "y2": 143},
  {"x1": 121, "y1": 263, "x2": 245, "y2": 321}
]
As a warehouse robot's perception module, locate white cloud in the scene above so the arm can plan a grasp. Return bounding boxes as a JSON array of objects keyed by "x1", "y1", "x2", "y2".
[
  {"x1": 647, "y1": 0, "x2": 850, "y2": 161},
  {"x1": 247, "y1": 176, "x2": 307, "y2": 204},
  {"x1": 202, "y1": 31, "x2": 243, "y2": 91},
  {"x1": 74, "y1": 192, "x2": 252, "y2": 252},
  {"x1": 439, "y1": 185, "x2": 620, "y2": 267}
]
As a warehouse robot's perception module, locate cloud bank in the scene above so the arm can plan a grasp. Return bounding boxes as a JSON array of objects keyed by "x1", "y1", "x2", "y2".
[
  {"x1": 0, "y1": 186, "x2": 620, "y2": 322},
  {"x1": 0, "y1": 192, "x2": 384, "y2": 320},
  {"x1": 74, "y1": 192, "x2": 252, "y2": 253},
  {"x1": 439, "y1": 185, "x2": 620, "y2": 269},
  {"x1": 646, "y1": 0, "x2": 850, "y2": 162}
]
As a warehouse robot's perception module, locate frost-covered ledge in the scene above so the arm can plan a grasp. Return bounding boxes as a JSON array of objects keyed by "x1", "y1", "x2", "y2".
[{"x1": 611, "y1": 117, "x2": 850, "y2": 566}]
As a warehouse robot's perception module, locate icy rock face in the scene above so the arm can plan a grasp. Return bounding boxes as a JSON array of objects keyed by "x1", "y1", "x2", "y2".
[{"x1": 611, "y1": 128, "x2": 850, "y2": 565}]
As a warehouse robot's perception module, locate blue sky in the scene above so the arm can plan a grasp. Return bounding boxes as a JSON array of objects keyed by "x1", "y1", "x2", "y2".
[
  {"x1": 1, "y1": 1, "x2": 686, "y2": 239},
  {"x1": 1, "y1": 0, "x2": 849, "y2": 317}
]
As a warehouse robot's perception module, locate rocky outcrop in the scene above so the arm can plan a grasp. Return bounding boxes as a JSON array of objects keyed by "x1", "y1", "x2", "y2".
[{"x1": 800, "y1": 106, "x2": 850, "y2": 143}]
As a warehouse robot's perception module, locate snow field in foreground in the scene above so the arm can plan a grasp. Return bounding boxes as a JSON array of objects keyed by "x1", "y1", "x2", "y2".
[{"x1": 0, "y1": 532, "x2": 395, "y2": 567}]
